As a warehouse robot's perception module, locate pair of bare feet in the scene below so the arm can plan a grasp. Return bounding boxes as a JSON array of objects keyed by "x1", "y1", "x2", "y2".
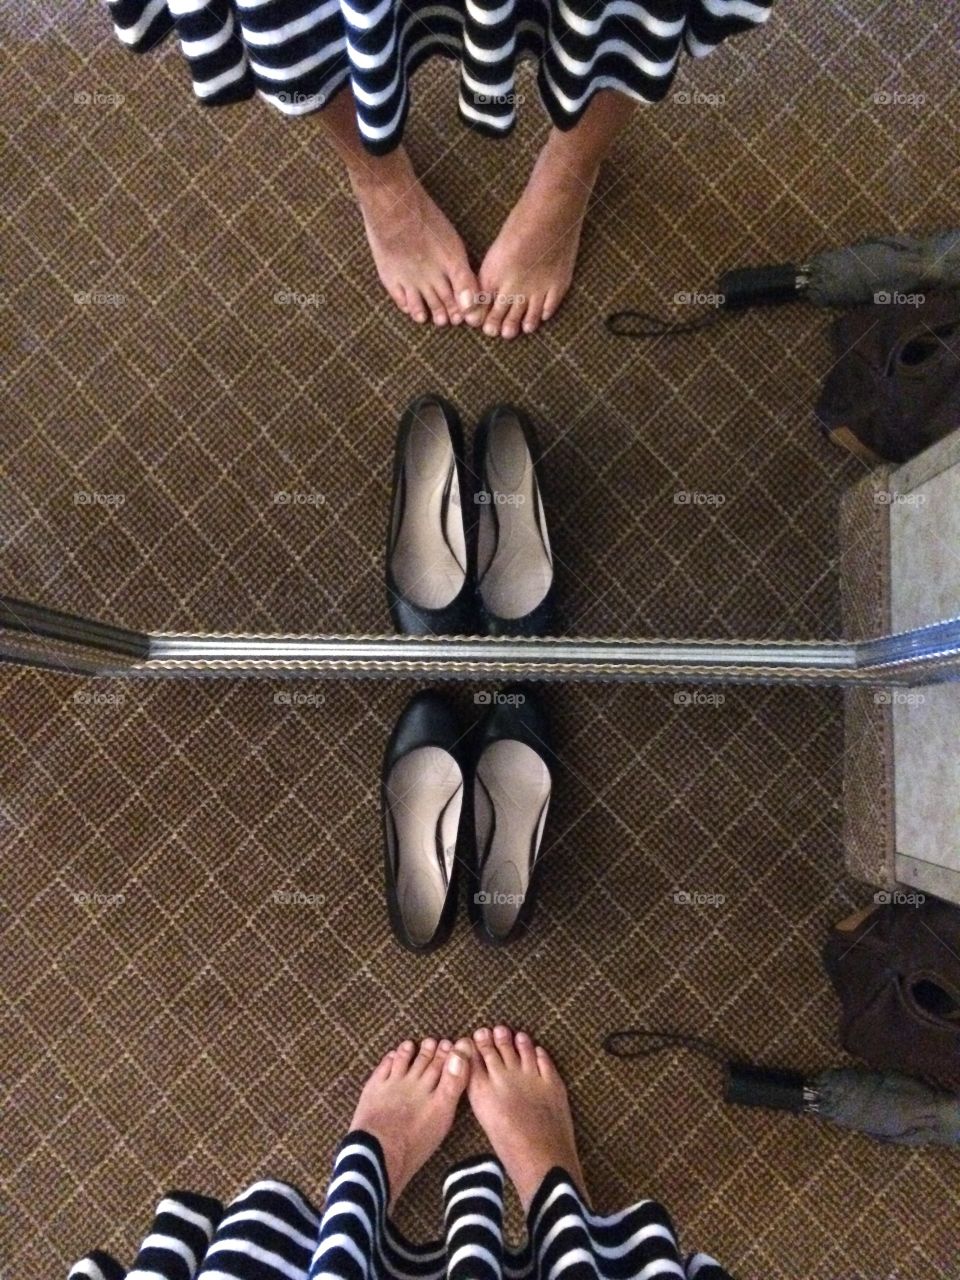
[
  {"x1": 348, "y1": 1024, "x2": 586, "y2": 1213},
  {"x1": 350, "y1": 143, "x2": 597, "y2": 339}
]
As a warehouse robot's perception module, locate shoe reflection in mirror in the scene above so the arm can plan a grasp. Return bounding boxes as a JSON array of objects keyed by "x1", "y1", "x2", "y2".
[
  {"x1": 470, "y1": 686, "x2": 553, "y2": 945},
  {"x1": 382, "y1": 691, "x2": 465, "y2": 952}
]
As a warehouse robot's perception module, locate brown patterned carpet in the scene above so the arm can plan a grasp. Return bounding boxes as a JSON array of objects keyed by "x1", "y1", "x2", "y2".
[{"x1": 2, "y1": 2, "x2": 960, "y2": 1277}]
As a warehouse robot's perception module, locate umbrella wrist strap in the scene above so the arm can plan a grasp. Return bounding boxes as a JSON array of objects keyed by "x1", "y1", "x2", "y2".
[
  {"x1": 604, "y1": 1028, "x2": 814, "y2": 1114},
  {"x1": 605, "y1": 262, "x2": 809, "y2": 337}
]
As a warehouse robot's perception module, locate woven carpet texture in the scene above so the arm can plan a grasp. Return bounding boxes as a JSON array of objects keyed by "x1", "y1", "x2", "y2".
[{"x1": 2, "y1": 2, "x2": 959, "y2": 1277}]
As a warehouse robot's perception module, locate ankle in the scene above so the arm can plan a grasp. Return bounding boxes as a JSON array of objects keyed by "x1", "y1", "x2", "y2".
[
  {"x1": 515, "y1": 1162, "x2": 553, "y2": 1216},
  {"x1": 534, "y1": 134, "x2": 601, "y2": 190},
  {"x1": 348, "y1": 146, "x2": 416, "y2": 200},
  {"x1": 518, "y1": 1160, "x2": 588, "y2": 1217},
  {"x1": 363, "y1": 1128, "x2": 408, "y2": 1208}
]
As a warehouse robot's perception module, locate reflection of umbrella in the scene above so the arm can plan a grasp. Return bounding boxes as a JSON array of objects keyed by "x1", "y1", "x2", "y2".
[
  {"x1": 605, "y1": 1029, "x2": 960, "y2": 1147},
  {"x1": 606, "y1": 229, "x2": 960, "y2": 337}
]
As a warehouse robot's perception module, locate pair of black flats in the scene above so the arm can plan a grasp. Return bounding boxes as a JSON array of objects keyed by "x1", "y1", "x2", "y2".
[
  {"x1": 381, "y1": 685, "x2": 554, "y2": 950},
  {"x1": 386, "y1": 395, "x2": 556, "y2": 636}
]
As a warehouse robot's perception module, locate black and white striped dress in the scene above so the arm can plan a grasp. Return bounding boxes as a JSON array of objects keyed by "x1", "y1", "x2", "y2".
[
  {"x1": 106, "y1": 0, "x2": 773, "y2": 154},
  {"x1": 68, "y1": 1130, "x2": 734, "y2": 1279}
]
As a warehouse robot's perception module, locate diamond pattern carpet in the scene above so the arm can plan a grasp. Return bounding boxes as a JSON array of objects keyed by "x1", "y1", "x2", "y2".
[{"x1": 2, "y1": 2, "x2": 959, "y2": 1278}]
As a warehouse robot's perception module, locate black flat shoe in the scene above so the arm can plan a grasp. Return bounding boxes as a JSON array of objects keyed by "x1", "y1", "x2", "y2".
[
  {"x1": 474, "y1": 404, "x2": 556, "y2": 637},
  {"x1": 382, "y1": 691, "x2": 465, "y2": 952},
  {"x1": 386, "y1": 394, "x2": 475, "y2": 636},
  {"x1": 468, "y1": 685, "x2": 553, "y2": 946}
]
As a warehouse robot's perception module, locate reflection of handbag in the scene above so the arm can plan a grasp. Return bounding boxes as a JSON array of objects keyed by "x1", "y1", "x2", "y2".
[
  {"x1": 823, "y1": 901, "x2": 960, "y2": 1093},
  {"x1": 817, "y1": 291, "x2": 960, "y2": 463}
]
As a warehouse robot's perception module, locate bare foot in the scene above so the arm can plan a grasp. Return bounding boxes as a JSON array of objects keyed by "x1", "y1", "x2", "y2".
[
  {"x1": 477, "y1": 144, "x2": 596, "y2": 339},
  {"x1": 349, "y1": 150, "x2": 486, "y2": 329},
  {"x1": 465, "y1": 1025, "x2": 587, "y2": 1212},
  {"x1": 348, "y1": 1036, "x2": 473, "y2": 1205}
]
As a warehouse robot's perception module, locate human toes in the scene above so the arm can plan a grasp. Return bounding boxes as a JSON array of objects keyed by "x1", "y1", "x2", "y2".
[
  {"x1": 388, "y1": 1039, "x2": 417, "y2": 1078},
  {"x1": 457, "y1": 286, "x2": 487, "y2": 329},
  {"x1": 436, "y1": 271, "x2": 469, "y2": 325},
  {"x1": 521, "y1": 295, "x2": 545, "y2": 335},
  {"x1": 421, "y1": 284, "x2": 450, "y2": 327},
  {"x1": 387, "y1": 283, "x2": 410, "y2": 315},
  {"x1": 367, "y1": 1048, "x2": 396, "y2": 1086},
  {"x1": 429, "y1": 274, "x2": 463, "y2": 325},
  {"x1": 541, "y1": 287, "x2": 562, "y2": 325},
  {"x1": 411, "y1": 1037, "x2": 439, "y2": 1076},
  {"x1": 535, "y1": 1042, "x2": 560, "y2": 1082},
  {"x1": 420, "y1": 1037, "x2": 454, "y2": 1087},
  {"x1": 471, "y1": 1025, "x2": 502, "y2": 1071},
  {"x1": 454, "y1": 1036, "x2": 475, "y2": 1062},
  {"x1": 436, "y1": 1041, "x2": 472, "y2": 1101},
  {"x1": 492, "y1": 1023, "x2": 520, "y2": 1066},
  {"x1": 499, "y1": 296, "x2": 529, "y2": 340},
  {"x1": 482, "y1": 290, "x2": 513, "y2": 338},
  {"x1": 402, "y1": 288, "x2": 429, "y2": 324},
  {"x1": 514, "y1": 1030, "x2": 539, "y2": 1072}
]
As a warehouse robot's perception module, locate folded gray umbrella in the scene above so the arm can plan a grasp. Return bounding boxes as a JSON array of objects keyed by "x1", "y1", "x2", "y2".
[
  {"x1": 605, "y1": 1029, "x2": 960, "y2": 1147},
  {"x1": 809, "y1": 1067, "x2": 960, "y2": 1146},
  {"x1": 607, "y1": 228, "x2": 960, "y2": 336},
  {"x1": 802, "y1": 230, "x2": 960, "y2": 307},
  {"x1": 725, "y1": 1059, "x2": 960, "y2": 1146}
]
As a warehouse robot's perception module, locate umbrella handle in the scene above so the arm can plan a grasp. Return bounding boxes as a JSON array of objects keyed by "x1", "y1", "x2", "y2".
[
  {"x1": 724, "y1": 1060, "x2": 809, "y2": 1112},
  {"x1": 718, "y1": 264, "x2": 807, "y2": 309}
]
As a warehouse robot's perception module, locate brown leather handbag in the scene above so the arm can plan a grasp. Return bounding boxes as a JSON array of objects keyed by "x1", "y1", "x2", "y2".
[
  {"x1": 817, "y1": 291, "x2": 960, "y2": 463},
  {"x1": 823, "y1": 900, "x2": 960, "y2": 1093}
]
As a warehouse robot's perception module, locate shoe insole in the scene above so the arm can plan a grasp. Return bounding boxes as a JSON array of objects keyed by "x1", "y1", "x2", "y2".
[
  {"x1": 475, "y1": 739, "x2": 551, "y2": 937},
  {"x1": 897, "y1": 322, "x2": 958, "y2": 368},
  {"x1": 912, "y1": 978, "x2": 960, "y2": 1022},
  {"x1": 385, "y1": 746, "x2": 463, "y2": 946},
  {"x1": 477, "y1": 413, "x2": 553, "y2": 619},
  {"x1": 391, "y1": 405, "x2": 466, "y2": 611}
]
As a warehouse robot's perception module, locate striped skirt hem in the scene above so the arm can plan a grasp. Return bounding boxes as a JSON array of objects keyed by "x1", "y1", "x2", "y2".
[
  {"x1": 68, "y1": 1129, "x2": 734, "y2": 1279},
  {"x1": 105, "y1": 0, "x2": 774, "y2": 154}
]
